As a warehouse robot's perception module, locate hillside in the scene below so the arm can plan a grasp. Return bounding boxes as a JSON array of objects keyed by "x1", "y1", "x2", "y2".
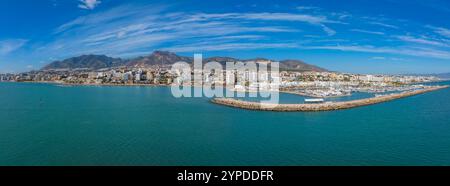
[
  {"x1": 42, "y1": 55, "x2": 124, "y2": 70},
  {"x1": 41, "y1": 51, "x2": 328, "y2": 72}
]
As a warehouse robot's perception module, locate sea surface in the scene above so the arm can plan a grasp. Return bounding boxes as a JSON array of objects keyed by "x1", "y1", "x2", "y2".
[{"x1": 0, "y1": 81, "x2": 449, "y2": 166}]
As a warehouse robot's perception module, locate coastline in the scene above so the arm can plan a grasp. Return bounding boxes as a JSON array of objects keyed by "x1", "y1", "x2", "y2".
[
  {"x1": 211, "y1": 85, "x2": 449, "y2": 112},
  {"x1": 11, "y1": 81, "x2": 173, "y2": 87},
  {"x1": 61, "y1": 82, "x2": 172, "y2": 87}
]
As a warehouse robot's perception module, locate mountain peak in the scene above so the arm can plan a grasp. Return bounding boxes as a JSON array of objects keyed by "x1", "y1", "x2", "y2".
[
  {"x1": 280, "y1": 59, "x2": 327, "y2": 72},
  {"x1": 245, "y1": 57, "x2": 271, "y2": 62},
  {"x1": 152, "y1": 50, "x2": 176, "y2": 56},
  {"x1": 126, "y1": 51, "x2": 193, "y2": 67}
]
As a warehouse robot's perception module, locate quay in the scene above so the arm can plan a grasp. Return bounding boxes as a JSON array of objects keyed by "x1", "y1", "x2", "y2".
[{"x1": 211, "y1": 86, "x2": 449, "y2": 112}]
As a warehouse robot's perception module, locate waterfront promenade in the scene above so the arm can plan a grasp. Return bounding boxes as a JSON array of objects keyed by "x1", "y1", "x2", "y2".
[{"x1": 211, "y1": 86, "x2": 449, "y2": 112}]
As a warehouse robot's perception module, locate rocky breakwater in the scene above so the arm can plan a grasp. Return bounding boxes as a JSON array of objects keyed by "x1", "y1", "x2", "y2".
[{"x1": 211, "y1": 86, "x2": 449, "y2": 112}]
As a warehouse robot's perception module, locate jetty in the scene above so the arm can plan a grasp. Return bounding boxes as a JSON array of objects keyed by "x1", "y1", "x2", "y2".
[{"x1": 211, "y1": 86, "x2": 449, "y2": 112}]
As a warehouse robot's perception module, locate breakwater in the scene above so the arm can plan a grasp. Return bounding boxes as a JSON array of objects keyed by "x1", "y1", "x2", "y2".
[{"x1": 211, "y1": 86, "x2": 449, "y2": 112}]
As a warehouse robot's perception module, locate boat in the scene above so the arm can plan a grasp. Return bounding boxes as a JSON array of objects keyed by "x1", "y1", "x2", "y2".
[{"x1": 304, "y1": 98, "x2": 325, "y2": 103}]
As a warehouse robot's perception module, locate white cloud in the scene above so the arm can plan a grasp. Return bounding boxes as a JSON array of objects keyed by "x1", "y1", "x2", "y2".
[
  {"x1": 320, "y1": 25, "x2": 336, "y2": 36},
  {"x1": 191, "y1": 12, "x2": 340, "y2": 36},
  {"x1": 350, "y1": 29, "x2": 385, "y2": 35},
  {"x1": 368, "y1": 22, "x2": 399, "y2": 29},
  {"x1": 435, "y1": 27, "x2": 450, "y2": 38},
  {"x1": 192, "y1": 12, "x2": 336, "y2": 24},
  {"x1": 163, "y1": 43, "x2": 299, "y2": 52},
  {"x1": 56, "y1": 5, "x2": 166, "y2": 33},
  {"x1": 304, "y1": 45, "x2": 450, "y2": 59},
  {"x1": 396, "y1": 35, "x2": 448, "y2": 47},
  {"x1": 0, "y1": 39, "x2": 27, "y2": 55},
  {"x1": 42, "y1": 5, "x2": 320, "y2": 58},
  {"x1": 428, "y1": 26, "x2": 450, "y2": 38},
  {"x1": 370, "y1": 56, "x2": 405, "y2": 61},
  {"x1": 78, "y1": 0, "x2": 101, "y2": 10},
  {"x1": 204, "y1": 35, "x2": 265, "y2": 41},
  {"x1": 296, "y1": 6, "x2": 320, "y2": 11}
]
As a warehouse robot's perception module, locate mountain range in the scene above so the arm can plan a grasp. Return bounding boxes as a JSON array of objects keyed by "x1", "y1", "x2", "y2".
[
  {"x1": 42, "y1": 51, "x2": 328, "y2": 72},
  {"x1": 404, "y1": 73, "x2": 450, "y2": 79},
  {"x1": 435, "y1": 73, "x2": 450, "y2": 79}
]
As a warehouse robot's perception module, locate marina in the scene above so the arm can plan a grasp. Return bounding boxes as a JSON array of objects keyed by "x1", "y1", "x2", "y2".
[{"x1": 212, "y1": 86, "x2": 449, "y2": 112}]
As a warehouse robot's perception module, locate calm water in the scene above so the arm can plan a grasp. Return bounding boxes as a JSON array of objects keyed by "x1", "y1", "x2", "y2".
[{"x1": 0, "y1": 82, "x2": 450, "y2": 166}]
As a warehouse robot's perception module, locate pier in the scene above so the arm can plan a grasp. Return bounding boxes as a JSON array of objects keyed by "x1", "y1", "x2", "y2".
[{"x1": 211, "y1": 86, "x2": 449, "y2": 112}]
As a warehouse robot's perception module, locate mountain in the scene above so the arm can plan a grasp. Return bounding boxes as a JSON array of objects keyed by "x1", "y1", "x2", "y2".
[
  {"x1": 42, "y1": 55, "x2": 124, "y2": 70},
  {"x1": 41, "y1": 51, "x2": 328, "y2": 72},
  {"x1": 435, "y1": 73, "x2": 450, "y2": 79},
  {"x1": 203, "y1": 57, "x2": 240, "y2": 66},
  {"x1": 126, "y1": 51, "x2": 193, "y2": 67},
  {"x1": 279, "y1": 60, "x2": 328, "y2": 72},
  {"x1": 402, "y1": 73, "x2": 450, "y2": 80}
]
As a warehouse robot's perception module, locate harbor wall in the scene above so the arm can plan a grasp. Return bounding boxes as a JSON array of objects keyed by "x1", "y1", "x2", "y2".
[{"x1": 211, "y1": 86, "x2": 449, "y2": 112}]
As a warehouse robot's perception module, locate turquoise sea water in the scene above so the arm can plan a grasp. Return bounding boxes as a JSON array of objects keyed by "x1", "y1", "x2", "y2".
[{"x1": 0, "y1": 82, "x2": 449, "y2": 166}]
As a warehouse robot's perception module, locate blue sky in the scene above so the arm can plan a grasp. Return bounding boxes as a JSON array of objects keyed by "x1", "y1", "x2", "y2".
[{"x1": 1, "y1": 0, "x2": 450, "y2": 74}]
